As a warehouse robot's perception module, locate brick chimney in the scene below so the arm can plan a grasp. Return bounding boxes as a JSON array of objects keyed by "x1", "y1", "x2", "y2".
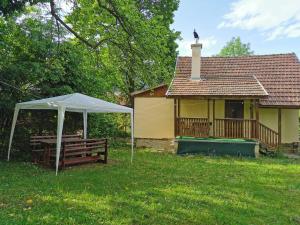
[{"x1": 191, "y1": 43, "x2": 202, "y2": 80}]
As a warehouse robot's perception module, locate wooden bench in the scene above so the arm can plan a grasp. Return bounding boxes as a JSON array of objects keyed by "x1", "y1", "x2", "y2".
[
  {"x1": 51, "y1": 139, "x2": 108, "y2": 169},
  {"x1": 30, "y1": 134, "x2": 82, "y2": 163}
]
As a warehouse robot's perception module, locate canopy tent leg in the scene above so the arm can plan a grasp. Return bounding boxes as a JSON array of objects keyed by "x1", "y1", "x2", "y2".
[
  {"x1": 83, "y1": 110, "x2": 87, "y2": 139},
  {"x1": 130, "y1": 112, "x2": 134, "y2": 163},
  {"x1": 7, "y1": 106, "x2": 20, "y2": 161},
  {"x1": 55, "y1": 106, "x2": 66, "y2": 175}
]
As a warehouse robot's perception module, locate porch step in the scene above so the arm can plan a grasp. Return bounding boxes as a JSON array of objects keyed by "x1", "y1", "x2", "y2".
[{"x1": 259, "y1": 143, "x2": 276, "y2": 156}]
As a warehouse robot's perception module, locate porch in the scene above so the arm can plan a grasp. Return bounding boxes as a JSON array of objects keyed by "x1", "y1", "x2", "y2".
[{"x1": 174, "y1": 99, "x2": 280, "y2": 149}]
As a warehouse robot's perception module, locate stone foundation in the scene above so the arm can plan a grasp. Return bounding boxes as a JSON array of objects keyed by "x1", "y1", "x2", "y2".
[
  {"x1": 135, "y1": 138, "x2": 175, "y2": 153},
  {"x1": 135, "y1": 138, "x2": 300, "y2": 155},
  {"x1": 279, "y1": 143, "x2": 299, "y2": 153}
]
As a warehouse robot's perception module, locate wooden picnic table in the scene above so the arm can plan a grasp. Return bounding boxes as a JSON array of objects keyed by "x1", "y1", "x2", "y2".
[
  {"x1": 40, "y1": 138, "x2": 82, "y2": 166},
  {"x1": 40, "y1": 137, "x2": 82, "y2": 144},
  {"x1": 39, "y1": 138, "x2": 108, "y2": 168}
]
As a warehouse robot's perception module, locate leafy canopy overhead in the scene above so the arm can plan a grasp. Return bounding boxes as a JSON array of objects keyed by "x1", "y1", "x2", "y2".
[
  {"x1": 1, "y1": 0, "x2": 180, "y2": 101},
  {"x1": 0, "y1": 0, "x2": 47, "y2": 16},
  {"x1": 0, "y1": 0, "x2": 180, "y2": 156},
  {"x1": 63, "y1": 0, "x2": 180, "y2": 97},
  {"x1": 218, "y1": 37, "x2": 254, "y2": 57}
]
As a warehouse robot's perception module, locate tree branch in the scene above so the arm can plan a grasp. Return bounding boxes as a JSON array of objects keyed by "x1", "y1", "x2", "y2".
[
  {"x1": 49, "y1": 0, "x2": 109, "y2": 49},
  {"x1": 96, "y1": 0, "x2": 133, "y2": 37},
  {"x1": 55, "y1": 16, "x2": 60, "y2": 50}
]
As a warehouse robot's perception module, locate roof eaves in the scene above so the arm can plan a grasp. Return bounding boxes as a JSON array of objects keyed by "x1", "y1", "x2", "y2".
[
  {"x1": 293, "y1": 52, "x2": 300, "y2": 64},
  {"x1": 166, "y1": 94, "x2": 268, "y2": 99},
  {"x1": 166, "y1": 56, "x2": 179, "y2": 96},
  {"x1": 253, "y1": 75, "x2": 269, "y2": 96},
  {"x1": 130, "y1": 84, "x2": 167, "y2": 96}
]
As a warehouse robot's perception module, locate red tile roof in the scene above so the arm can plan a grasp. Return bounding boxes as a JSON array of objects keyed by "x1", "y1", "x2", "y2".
[
  {"x1": 167, "y1": 53, "x2": 300, "y2": 107},
  {"x1": 131, "y1": 84, "x2": 168, "y2": 97}
]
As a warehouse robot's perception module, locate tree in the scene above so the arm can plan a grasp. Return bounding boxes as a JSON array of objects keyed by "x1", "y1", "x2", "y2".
[
  {"x1": 1, "y1": 0, "x2": 180, "y2": 102},
  {"x1": 218, "y1": 37, "x2": 254, "y2": 57},
  {"x1": 0, "y1": 13, "x2": 110, "y2": 158},
  {"x1": 64, "y1": 0, "x2": 179, "y2": 104},
  {"x1": 0, "y1": 0, "x2": 44, "y2": 16},
  {"x1": 0, "y1": 1, "x2": 180, "y2": 158},
  {"x1": 1, "y1": 0, "x2": 179, "y2": 104},
  {"x1": 0, "y1": 0, "x2": 179, "y2": 159}
]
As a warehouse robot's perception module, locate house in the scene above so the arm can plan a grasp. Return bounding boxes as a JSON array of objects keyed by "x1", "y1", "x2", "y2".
[{"x1": 132, "y1": 42, "x2": 300, "y2": 153}]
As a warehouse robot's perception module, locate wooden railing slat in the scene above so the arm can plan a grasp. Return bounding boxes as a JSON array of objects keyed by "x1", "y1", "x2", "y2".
[
  {"x1": 176, "y1": 117, "x2": 210, "y2": 137},
  {"x1": 257, "y1": 122, "x2": 279, "y2": 148},
  {"x1": 176, "y1": 117, "x2": 279, "y2": 148}
]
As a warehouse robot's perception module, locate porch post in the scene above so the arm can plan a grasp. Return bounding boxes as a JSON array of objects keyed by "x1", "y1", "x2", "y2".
[
  {"x1": 278, "y1": 108, "x2": 282, "y2": 145},
  {"x1": 178, "y1": 98, "x2": 181, "y2": 118},
  {"x1": 207, "y1": 99, "x2": 210, "y2": 119},
  {"x1": 250, "y1": 100, "x2": 254, "y2": 119},
  {"x1": 212, "y1": 99, "x2": 215, "y2": 136},
  {"x1": 207, "y1": 99, "x2": 210, "y2": 136},
  {"x1": 174, "y1": 98, "x2": 177, "y2": 137},
  {"x1": 250, "y1": 99, "x2": 254, "y2": 138},
  {"x1": 255, "y1": 100, "x2": 260, "y2": 139}
]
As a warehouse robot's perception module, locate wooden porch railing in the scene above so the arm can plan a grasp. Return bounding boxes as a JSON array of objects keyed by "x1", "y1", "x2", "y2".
[
  {"x1": 176, "y1": 117, "x2": 209, "y2": 137},
  {"x1": 214, "y1": 118, "x2": 257, "y2": 139},
  {"x1": 214, "y1": 118, "x2": 279, "y2": 147},
  {"x1": 176, "y1": 117, "x2": 279, "y2": 148},
  {"x1": 258, "y1": 122, "x2": 279, "y2": 148}
]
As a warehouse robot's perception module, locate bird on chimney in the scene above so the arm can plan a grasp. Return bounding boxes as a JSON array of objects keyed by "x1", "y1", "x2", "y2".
[{"x1": 193, "y1": 29, "x2": 199, "y2": 43}]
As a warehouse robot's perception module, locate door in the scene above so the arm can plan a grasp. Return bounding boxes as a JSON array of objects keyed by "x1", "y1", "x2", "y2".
[{"x1": 225, "y1": 100, "x2": 244, "y2": 138}]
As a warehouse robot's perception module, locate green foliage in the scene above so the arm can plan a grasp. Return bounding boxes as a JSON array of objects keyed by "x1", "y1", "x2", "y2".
[
  {"x1": 0, "y1": 149, "x2": 300, "y2": 224},
  {"x1": 0, "y1": 1, "x2": 179, "y2": 158},
  {"x1": 88, "y1": 114, "x2": 130, "y2": 138},
  {"x1": 218, "y1": 37, "x2": 254, "y2": 57},
  {"x1": 0, "y1": 13, "x2": 112, "y2": 157},
  {"x1": 66, "y1": 0, "x2": 180, "y2": 103},
  {"x1": 0, "y1": 0, "x2": 46, "y2": 16}
]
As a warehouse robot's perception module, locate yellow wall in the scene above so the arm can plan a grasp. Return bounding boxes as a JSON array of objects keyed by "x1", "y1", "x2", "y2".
[
  {"x1": 281, "y1": 109, "x2": 299, "y2": 143},
  {"x1": 180, "y1": 99, "x2": 208, "y2": 118},
  {"x1": 258, "y1": 108, "x2": 299, "y2": 143},
  {"x1": 179, "y1": 99, "x2": 251, "y2": 119},
  {"x1": 215, "y1": 100, "x2": 225, "y2": 119},
  {"x1": 179, "y1": 99, "x2": 252, "y2": 136},
  {"x1": 134, "y1": 97, "x2": 299, "y2": 143},
  {"x1": 179, "y1": 99, "x2": 299, "y2": 143},
  {"x1": 259, "y1": 108, "x2": 278, "y2": 131},
  {"x1": 134, "y1": 97, "x2": 174, "y2": 139},
  {"x1": 244, "y1": 100, "x2": 251, "y2": 119}
]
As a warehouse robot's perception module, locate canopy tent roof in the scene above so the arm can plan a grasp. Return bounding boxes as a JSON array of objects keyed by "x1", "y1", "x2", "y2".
[
  {"x1": 16, "y1": 93, "x2": 132, "y2": 113},
  {"x1": 8, "y1": 93, "x2": 134, "y2": 175}
]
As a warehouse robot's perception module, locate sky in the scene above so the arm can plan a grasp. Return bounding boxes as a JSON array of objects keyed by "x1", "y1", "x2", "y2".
[{"x1": 172, "y1": 0, "x2": 300, "y2": 57}]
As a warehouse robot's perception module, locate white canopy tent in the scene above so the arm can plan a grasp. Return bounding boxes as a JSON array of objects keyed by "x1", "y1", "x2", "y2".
[{"x1": 7, "y1": 93, "x2": 134, "y2": 175}]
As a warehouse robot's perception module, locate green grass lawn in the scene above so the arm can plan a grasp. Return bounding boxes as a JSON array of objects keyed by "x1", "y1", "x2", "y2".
[{"x1": 1, "y1": 148, "x2": 300, "y2": 225}]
